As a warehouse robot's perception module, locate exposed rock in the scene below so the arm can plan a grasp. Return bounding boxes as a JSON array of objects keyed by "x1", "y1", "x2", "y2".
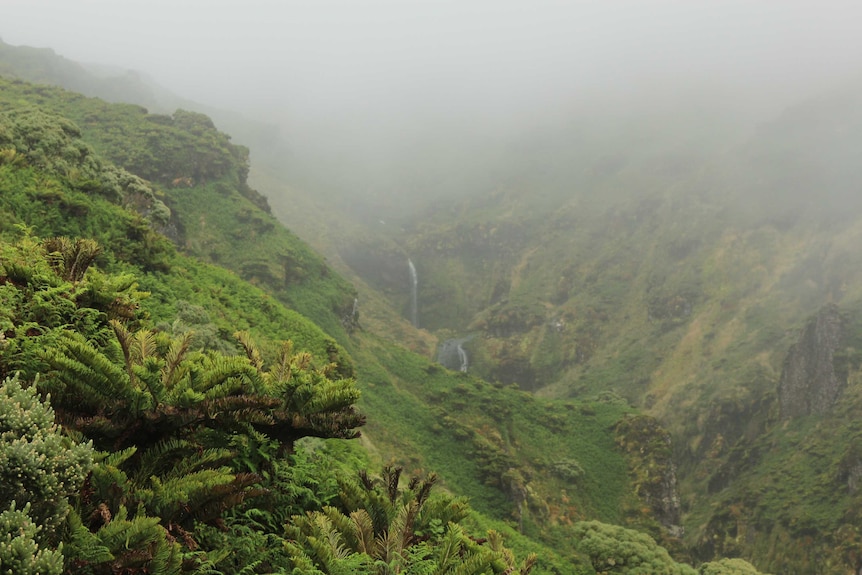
[
  {"x1": 615, "y1": 415, "x2": 683, "y2": 536},
  {"x1": 491, "y1": 355, "x2": 537, "y2": 390},
  {"x1": 838, "y1": 445, "x2": 862, "y2": 494},
  {"x1": 437, "y1": 338, "x2": 470, "y2": 372},
  {"x1": 846, "y1": 460, "x2": 862, "y2": 494},
  {"x1": 778, "y1": 304, "x2": 845, "y2": 418}
]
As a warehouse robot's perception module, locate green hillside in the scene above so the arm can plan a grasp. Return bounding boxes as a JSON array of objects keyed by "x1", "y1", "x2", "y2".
[
  {"x1": 331, "y1": 81, "x2": 862, "y2": 573},
  {"x1": 1, "y1": 39, "x2": 841, "y2": 574},
  {"x1": 0, "y1": 53, "x2": 748, "y2": 574},
  {"x1": 0, "y1": 81, "x2": 578, "y2": 574}
]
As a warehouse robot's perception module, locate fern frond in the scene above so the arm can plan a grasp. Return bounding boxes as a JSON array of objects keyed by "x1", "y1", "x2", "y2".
[
  {"x1": 234, "y1": 330, "x2": 263, "y2": 371},
  {"x1": 95, "y1": 509, "x2": 163, "y2": 550},
  {"x1": 148, "y1": 534, "x2": 183, "y2": 575},
  {"x1": 196, "y1": 354, "x2": 258, "y2": 394},
  {"x1": 43, "y1": 332, "x2": 131, "y2": 403},
  {"x1": 269, "y1": 340, "x2": 295, "y2": 384},
  {"x1": 132, "y1": 439, "x2": 194, "y2": 481},
  {"x1": 201, "y1": 395, "x2": 278, "y2": 425},
  {"x1": 43, "y1": 236, "x2": 101, "y2": 282},
  {"x1": 62, "y1": 508, "x2": 115, "y2": 565},
  {"x1": 96, "y1": 447, "x2": 135, "y2": 470},
  {"x1": 351, "y1": 509, "x2": 375, "y2": 555},
  {"x1": 433, "y1": 524, "x2": 465, "y2": 574},
  {"x1": 162, "y1": 331, "x2": 193, "y2": 390},
  {"x1": 111, "y1": 319, "x2": 135, "y2": 382},
  {"x1": 300, "y1": 380, "x2": 362, "y2": 415},
  {"x1": 283, "y1": 541, "x2": 319, "y2": 573},
  {"x1": 519, "y1": 553, "x2": 537, "y2": 575},
  {"x1": 131, "y1": 328, "x2": 158, "y2": 364},
  {"x1": 451, "y1": 550, "x2": 494, "y2": 575},
  {"x1": 161, "y1": 448, "x2": 233, "y2": 480}
]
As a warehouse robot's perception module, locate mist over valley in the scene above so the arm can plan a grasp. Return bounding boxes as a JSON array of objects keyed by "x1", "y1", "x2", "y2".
[{"x1": 2, "y1": 2, "x2": 862, "y2": 573}]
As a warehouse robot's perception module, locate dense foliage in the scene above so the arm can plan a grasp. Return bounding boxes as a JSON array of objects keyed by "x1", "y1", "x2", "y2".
[
  {"x1": 314, "y1": 76, "x2": 862, "y2": 573},
  {"x1": 0, "y1": 76, "x2": 555, "y2": 574},
  {"x1": 0, "y1": 57, "x2": 787, "y2": 575},
  {"x1": 0, "y1": 74, "x2": 356, "y2": 338}
]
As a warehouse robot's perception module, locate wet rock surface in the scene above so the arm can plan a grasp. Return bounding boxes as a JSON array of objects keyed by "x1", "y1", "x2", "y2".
[{"x1": 778, "y1": 304, "x2": 845, "y2": 418}]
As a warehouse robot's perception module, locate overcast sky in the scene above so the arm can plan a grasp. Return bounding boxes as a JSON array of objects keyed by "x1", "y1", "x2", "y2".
[
  {"x1": 4, "y1": 0, "x2": 862, "y2": 215},
  {"x1": 4, "y1": 0, "x2": 862, "y2": 124}
]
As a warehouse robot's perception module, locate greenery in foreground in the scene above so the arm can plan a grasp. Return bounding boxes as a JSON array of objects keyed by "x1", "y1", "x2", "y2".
[
  {"x1": 10, "y1": 38, "x2": 862, "y2": 573},
  {"x1": 0, "y1": 222, "x2": 541, "y2": 574},
  {"x1": 0, "y1": 71, "x2": 774, "y2": 574}
]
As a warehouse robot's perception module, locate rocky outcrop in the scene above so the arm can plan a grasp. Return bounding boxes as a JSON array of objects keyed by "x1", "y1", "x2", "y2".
[
  {"x1": 615, "y1": 415, "x2": 683, "y2": 537},
  {"x1": 437, "y1": 338, "x2": 470, "y2": 372},
  {"x1": 778, "y1": 304, "x2": 845, "y2": 418}
]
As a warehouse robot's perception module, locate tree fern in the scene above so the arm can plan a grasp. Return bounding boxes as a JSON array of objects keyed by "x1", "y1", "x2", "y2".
[
  {"x1": 286, "y1": 467, "x2": 530, "y2": 575},
  {"x1": 83, "y1": 506, "x2": 182, "y2": 575},
  {"x1": 42, "y1": 236, "x2": 101, "y2": 283}
]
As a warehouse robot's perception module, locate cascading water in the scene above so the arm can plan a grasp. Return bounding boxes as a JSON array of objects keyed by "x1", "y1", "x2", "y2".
[
  {"x1": 408, "y1": 258, "x2": 418, "y2": 327},
  {"x1": 456, "y1": 342, "x2": 468, "y2": 372},
  {"x1": 438, "y1": 337, "x2": 471, "y2": 372}
]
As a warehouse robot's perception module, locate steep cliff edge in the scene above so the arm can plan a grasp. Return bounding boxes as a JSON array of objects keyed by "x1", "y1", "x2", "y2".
[{"x1": 778, "y1": 304, "x2": 845, "y2": 418}]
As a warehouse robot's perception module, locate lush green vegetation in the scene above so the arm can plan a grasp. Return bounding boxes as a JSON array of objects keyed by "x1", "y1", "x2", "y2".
[
  {"x1": 0, "y1": 116, "x2": 548, "y2": 573},
  {"x1": 318, "y1": 78, "x2": 862, "y2": 574},
  {"x1": 0, "y1": 75, "x2": 356, "y2": 340},
  {"x1": 0, "y1": 55, "x2": 790, "y2": 575}
]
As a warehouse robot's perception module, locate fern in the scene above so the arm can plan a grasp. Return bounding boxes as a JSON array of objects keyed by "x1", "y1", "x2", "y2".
[
  {"x1": 42, "y1": 236, "x2": 101, "y2": 283},
  {"x1": 62, "y1": 509, "x2": 114, "y2": 565},
  {"x1": 351, "y1": 510, "x2": 375, "y2": 555},
  {"x1": 285, "y1": 467, "x2": 531, "y2": 575},
  {"x1": 81, "y1": 507, "x2": 182, "y2": 575},
  {"x1": 451, "y1": 551, "x2": 494, "y2": 575}
]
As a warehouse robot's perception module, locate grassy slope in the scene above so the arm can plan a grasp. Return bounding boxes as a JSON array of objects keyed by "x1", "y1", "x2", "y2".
[
  {"x1": 0, "y1": 163, "x2": 341, "y2": 371},
  {"x1": 348, "y1": 82, "x2": 862, "y2": 571},
  {"x1": 0, "y1": 67, "x2": 656, "y2": 571},
  {"x1": 216, "y1": 78, "x2": 862, "y2": 573},
  {"x1": 0, "y1": 75, "x2": 357, "y2": 342}
]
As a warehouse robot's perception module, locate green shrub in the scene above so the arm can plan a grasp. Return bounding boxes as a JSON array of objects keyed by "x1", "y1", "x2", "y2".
[
  {"x1": 0, "y1": 502, "x2": 63, "y2": 575},
  {"x1": 0, "y1": 374, "x2": 93, "y2": 542}
]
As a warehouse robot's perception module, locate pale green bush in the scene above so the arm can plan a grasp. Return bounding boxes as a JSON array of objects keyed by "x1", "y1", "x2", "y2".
[
  {"x1": 0, "y1": 374, "x2": 93, "y2": 541},
  {"x1": 0, "y1": 502, "x2": 62, "y2": 575}
]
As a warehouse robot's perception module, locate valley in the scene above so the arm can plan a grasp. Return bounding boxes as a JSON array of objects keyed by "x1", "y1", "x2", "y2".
[{"x1": 0, "y1": 31, "x2": 861, "y2": 574}]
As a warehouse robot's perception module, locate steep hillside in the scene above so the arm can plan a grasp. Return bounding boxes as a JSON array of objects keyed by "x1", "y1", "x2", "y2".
[
  {"x1": 3, "y1": 39, "x2": 855, "y2": 572},
  {"x1": 332, "y1": 81, "x2": 862, "y2": 572},
  {"x1": 0, "y1": 38, "x2": 282, "y2": 155},
  {"x1": 0, "y1": 62, "x2": 741, "y2": 573},
  {"x1": 0, "y1": 76, "x2": 357, "y2": 340},
  {"x1": 0, "y1": 38, "x2": 439, "y2": 355},
  {"x1": 0, "y1": 79, "x2": 585, "y2": 574}
]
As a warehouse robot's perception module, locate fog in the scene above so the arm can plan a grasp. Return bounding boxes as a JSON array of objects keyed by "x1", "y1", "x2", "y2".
[
  {"x1": 6, "y1": 1, "x2": 860, "y2": 114},
  {"x1": 4, "y1": 0, "x2": 862, "y2": 215}
]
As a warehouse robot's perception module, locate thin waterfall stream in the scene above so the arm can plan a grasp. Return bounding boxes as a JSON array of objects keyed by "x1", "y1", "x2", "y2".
[
  {"x1": 438, "y1": 337, "x2": 472, "y2": 372},
  {"x1": 408, "y1": 258, "x2": 418, "y2": 327}
]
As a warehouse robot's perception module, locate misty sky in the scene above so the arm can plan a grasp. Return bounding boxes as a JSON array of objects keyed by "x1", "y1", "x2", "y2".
[{"x1": 4, "y1": 0, "x2": 862, "y2": 127}]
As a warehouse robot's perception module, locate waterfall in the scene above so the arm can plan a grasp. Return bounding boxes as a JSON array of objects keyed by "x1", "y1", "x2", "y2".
[
  {"x1": 408, "y1": 258, "x2": 418, "y2": 327},
  {"x1": 456, "y1": 341, "x2": 468, "y2": 372},
  {"x1": 437, "y1": 337, "x2": 471, "y2": 372}
]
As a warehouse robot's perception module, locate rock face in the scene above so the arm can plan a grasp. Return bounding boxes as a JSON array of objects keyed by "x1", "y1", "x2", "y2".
[
  {"x1": 615, "y1": 415, "x2": 683, "y2": 537},
  {"x1": 778, "y1": 304, "x2": 845, "y2": 418},
  {"x1": 437, "y1": 338, "x2": 470, "y2": 372}
]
